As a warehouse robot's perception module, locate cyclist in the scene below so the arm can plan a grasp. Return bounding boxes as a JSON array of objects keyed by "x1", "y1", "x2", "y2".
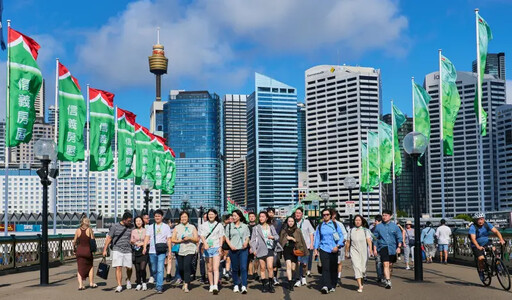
[{"x1": 469, "y1": 212, "x2": 505, "y2": 282}]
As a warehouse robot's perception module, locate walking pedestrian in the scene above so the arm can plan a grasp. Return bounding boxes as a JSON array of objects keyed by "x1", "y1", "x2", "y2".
[
  {"x1": 225, "y1": 210, "x2": 251, "y2": 294},
  {"x1": 247, "y1": 212, "x2": 260, "y2": 281},
  {"x1": 198, "y1": 213, "x2": 208, "y2": 284},
  {"x1": 143, "y1": 209, "x2": 172, "y2": 294},
  {"x1": 314, "y1": 208, "x2": 345, "y2": 294},
  {"x1": 295, "y1": 207, "x2": 314, "y2": 287},
  {"x1": 370, "y1": 215, "x2": 384, "y2": 282},
  {"x1": 344, "y1": 215, "x2": 372, "y2": 293},
  {"x1": 171, "y1": 211, "x2": 199, "y2": 293},
  {"x1": 142, "y1": 213, "x2": 155, "y2": 284},
  {"x1": 372, "y1": 210, "x2": 402, "y2": 289},
  {"x1": 436, "y1": 219, "x2": 452, "y2": 264},
  {"x1": 131, "y1": 216, "x2": 148, "y2": 291},
  {"x1": 199, "y1": 209, "x2": 225, "y2": 295},
  {"x1": 280, "y1": 216, "x2": 308, "y2": 291},
  {"x1": 267, "y1": 208, "x2": 282, "y2": 286},
  {"x1": 250, "y1": 211, "x2": 282, "y2": 293},
  {"x1": 404, "y1": 220, "x2": 415, "y2": 270},
  {"x1": 331, "y1": 209, "x2": 348, "y2": 287},
  {"x1": 421, "y1": 221, "x2": 436, "y2": 263},
  {"x1": 73, "y1": 217, "x2": 96, "y2": 290}
]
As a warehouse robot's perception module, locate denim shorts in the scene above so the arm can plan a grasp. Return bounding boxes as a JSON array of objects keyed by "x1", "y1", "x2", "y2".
[
  {"x1": 204, "y1": 247, "x2": 220, "y2": 258},
  {"x1": 438, "y1": 244, "x2": 449, "y2": 252},
  {"x1": 298, "y1": 255, "x2": 310, "y2": 264}
]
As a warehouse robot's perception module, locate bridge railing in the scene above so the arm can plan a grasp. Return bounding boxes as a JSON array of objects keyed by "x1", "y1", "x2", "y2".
[
  {"x1": 0, "y1": 233, "x2": 107, "y2": 271},
  {"x1": 452, "y1": 228, "x2": 512, "y2": 267}
]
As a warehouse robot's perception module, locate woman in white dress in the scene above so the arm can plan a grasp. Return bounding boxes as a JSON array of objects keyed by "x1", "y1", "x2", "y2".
[{"x1": 345, "y1": 215, "x2": 373, "y2": 293}]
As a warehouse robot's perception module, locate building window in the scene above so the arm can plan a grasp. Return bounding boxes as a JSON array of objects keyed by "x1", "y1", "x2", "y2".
[{"x1": 506, "y1": 129, "x2": 512, "y2": 145}]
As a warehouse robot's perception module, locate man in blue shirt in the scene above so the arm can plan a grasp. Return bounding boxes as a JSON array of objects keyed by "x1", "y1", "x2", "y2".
[
  {"x1": 314, "y1": 208, "x2": 345, "y2": 294},
  {"x1": 372, "y1": 209, "x2": 402, "y2": 290},
  {"x1": 421, "y1": 221, "x2": 436, "y2": 263},
  {"x1": 469, "y1": 212, "x2": 505, "y2": 282}
]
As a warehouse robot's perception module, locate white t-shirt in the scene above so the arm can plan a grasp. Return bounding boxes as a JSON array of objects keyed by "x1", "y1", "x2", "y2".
[
  {"x1": 435, "y1": 225, "x2": 452, "y2": 245},
  {"x1": 145, "y1": 223, "x2": 172, "y2": 254},
  {"x1": 298, "y1": 219, "x2": 315, "y2": 248},
  {"x1": 199, "y1": 221, "x2": 225, "y2": 248}
]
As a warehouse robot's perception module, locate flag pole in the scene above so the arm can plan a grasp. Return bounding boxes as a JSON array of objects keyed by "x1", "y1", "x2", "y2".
[
  {"x1": 412, "y1": 77, "x2": 415, "y2": 132},
  {"x1": 114, "y1": 106, "x2": 118, "y2": 223},
  {"x1": 439, "y1": 49, "x2": 445, "y2": 218},
  {"x1": 86, "y1": 84, "x2": 90, "y2": 216},
  {"x1": 358, "y1": 138, "x2": 362, "y2": 216},
  {"x1": 3, "y1": 20, "x2": 10, "y2": 236},
  {"x1": 475, "y1": 8, "x2": 485, "y2": 214},
  {"x1": 366, "y1": 132, "x2": 370, "y2": 218},
  {"x1": 52, "y1": 58, "x2": 59, "y2": 234},
  {"x1": 391, "y1": 100, "x2": 397, "y2": 220},
  {"x1": 378, "y1": 122, "x2": 382, "y2": 215}
]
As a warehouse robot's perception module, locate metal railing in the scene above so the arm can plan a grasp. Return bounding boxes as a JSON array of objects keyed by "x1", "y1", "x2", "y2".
[
  {"x1": 0, "y1": 233, "x2": 107, "y2": 271},
  {"x1": 452, "y1": 228, "x2": 512, "y2": 268}
]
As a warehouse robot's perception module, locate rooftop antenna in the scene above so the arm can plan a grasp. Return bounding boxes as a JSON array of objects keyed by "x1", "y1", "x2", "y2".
[{"x1": 157, "y1": 27, "x2": 160, "y2": 44}]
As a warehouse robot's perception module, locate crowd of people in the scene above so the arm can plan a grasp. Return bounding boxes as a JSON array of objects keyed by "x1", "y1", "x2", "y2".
[{"x1": 71, "y1": 206, "x2": 500, "y2": 295}]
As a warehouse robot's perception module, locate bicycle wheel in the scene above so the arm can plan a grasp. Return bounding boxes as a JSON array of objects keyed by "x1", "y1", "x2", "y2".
[
  {"x1": 477, "y1": 260, "x2": 492, "y2": 286},
  {"x1": 495, "y1": 259, "x2": 511, "y2": 291}
]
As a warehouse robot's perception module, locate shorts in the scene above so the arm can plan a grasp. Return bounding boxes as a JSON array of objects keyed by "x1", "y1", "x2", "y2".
[
  {"x1": 337, "y1": 246, "x2": 346, "y2": 263},
  {"x1": 248, "y1": 253, "x2": 255, "y2": 262},
  {"x1": 438, "y1": 244, "x2": 449, "y2": 252},
  {"x1": 378, "y1": 247, "x2": 397, "y2": 263},
  {"x1": 112, "y1": 250, "x2": 133, "y2": 268},
  {"x1": 298, "y1": 254, "x2": 310, "y2": 264},
  {"x1": 204, "y1": 247, "x2": 220, "y2": 258},
  {"x1": 472, "y1": 246, "x2": 485, "y2": 258},
  {"x1": 257, "y1": 249, "x2": 274, "y2": 260}
]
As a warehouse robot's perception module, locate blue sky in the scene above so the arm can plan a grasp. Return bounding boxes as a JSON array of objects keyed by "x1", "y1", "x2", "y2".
[{"x1": 1, "y1": 0, "x2": 511, "y2": 126}]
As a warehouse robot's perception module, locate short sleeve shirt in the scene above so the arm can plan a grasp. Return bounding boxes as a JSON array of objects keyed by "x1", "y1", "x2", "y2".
[
  {"x1": 174, "y1": 223, "x2": 197, "y2": 256},
  {"x1": 298, "y1": 219, "x2": 315, "y2": 247},
  {"x1": 199, "y1": 221, "x2": 225, "y2": 248},
  {"x1": 108, "y1": 222, "x2": 133, "y2": 253},
  {"x1": 469, "y1": 222, "x2": 494, "y2": 247},
  {"x1": 145, "y1": 223, "x2": 172, "y2": 254}
]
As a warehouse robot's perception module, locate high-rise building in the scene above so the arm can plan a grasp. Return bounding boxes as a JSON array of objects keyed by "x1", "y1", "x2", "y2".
[
  {"x1": 297, "y1": 103, "x2": 307, "y2": 172},
  {"x1": 496, "y1": 104, "x2": 512, "y2": 210},
  {"x1": 305, "y1": 65, "x2": 381, "y2": 216},
  {"x1": 472, "y1": 52, "x2": 506, "y2": 80},
  {"x1": 231, "y1": 156, "x2": 247, "y2": 207},
  {"x1": 163, "y1": 91, "x2": 222, "y2": 210},
  {"x1": 35, "y1": 79, "x2": 45, "y2": 122},
  {"x1": 0, "y1": 169, "x2": 43, "y2": 214},
  {"x1": 247, "y1": 73, "x2": 298, "y2": 211},
  {"x1": 48, "y1": 105, "x2": 56, "y2": 125},
  {"x1": 424, "y1": 71, "x2": 506, "y2": 216},
  {"x1": 223, "y1": 94, "x2": 247, "y2": 201}
]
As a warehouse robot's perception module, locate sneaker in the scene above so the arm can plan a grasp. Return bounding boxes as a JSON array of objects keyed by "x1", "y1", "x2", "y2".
[
  {"x1": 126, "y1": 280, "x2": 132, "y2": 290},
  {"x1": 321, "y1": 286, "x2": 329, "y2": 294},
  {"x1": 294, "y1": 280, "x2": 301, "y2": 287},
  {"x1": 156, "y1": 289, "x2": 163, "y2": 294},
  {"x1": 406, "y1": 266, "x2": 411, "y2": 270},
  {"x1": 444, "y1": 261, "x2": 448, "y2": 265},
  {"x1": 209, "y1": 285, "x2": 214, "y2": 293},
  {"x1": 233, "y1": 285, "x2": 240, "y2": 293},
  {"x1": 213, "y1": 285, "x2": 219, "y2": 295},
  {"x1": 135, "y1": 284, "x2": 142, "y2": 291},
  {"x1": 142, "y1": 283, "x2": 147, "y2": 291},
  {"x1": 241, "y1": 286, "x2": 248, "y2": 294},
  {"x1": 175, "y1": 278, "x2": 183, "y2": 285},
  {"x1": 273, "y1": 277, "x2": 280, "y2": 286},
  {"x1": 385, "y1": 280, "x2": 392, "y2": 289},
  {"x1": 329, "y1": 288, "x2": 335, "y2": 293},
  {"x1": 148, "y1": 277, "x2": 155, "y2": 284},
  {"x1": 166, "y1": 274, "x2": 172, "y2": 282},
  {"x1": 115, "y1": 285, "x2": 123, "y2": 293},
  {"x1": 301, "y1": 277, "x2": 307, "y2": 286},
  {"x1": 307, "y1": 271, "x2": 311, "y2": 277}
]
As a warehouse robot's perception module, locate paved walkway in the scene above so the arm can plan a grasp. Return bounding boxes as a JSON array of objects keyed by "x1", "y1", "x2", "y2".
[{"x1": 0, "y1": 258, "x2": 510, "y2": 300}]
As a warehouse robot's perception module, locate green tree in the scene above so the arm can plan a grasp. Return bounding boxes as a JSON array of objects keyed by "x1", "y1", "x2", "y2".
[
  {"x1": 397, "y1": 210, "x2": 408, "y2": 218},
  {"x1": 454, "y1": 214, "x2": 473, "y2": 222}
]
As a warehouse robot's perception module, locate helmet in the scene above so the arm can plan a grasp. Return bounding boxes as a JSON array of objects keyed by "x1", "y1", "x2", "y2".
[{"x1": 473, "y1": 212, "x2": 485, "y2": 219}]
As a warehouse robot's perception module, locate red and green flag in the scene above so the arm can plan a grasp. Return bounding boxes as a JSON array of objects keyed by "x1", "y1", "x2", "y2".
[
  {"x1": 134, "y1": 125, "x2": 155, "y2": 185},
  {"x1": 117, "y1": 108, "x2": 136, "y2": 179},
  {"x1": 152, "y1": 136, "x2": 167, "y2": 190},
  {"x1": 89, "y1": 88, "x2": 114, "y2": 171},
  {"x1": 58, "y1": 62, "x2": 86, "y2": 161},
  {"x1": 162, "y1": 146, "x2": 176, "y2": 195},
  {"x1": 6, "y1": 28, "x2": 42, "y2": 147}
]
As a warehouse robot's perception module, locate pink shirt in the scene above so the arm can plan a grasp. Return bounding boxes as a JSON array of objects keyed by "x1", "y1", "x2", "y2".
[{"x1": 131, "y1": 228, "x2": 146, "y2": 245}]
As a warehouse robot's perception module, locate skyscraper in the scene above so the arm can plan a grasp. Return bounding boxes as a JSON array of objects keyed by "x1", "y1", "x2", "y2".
[
  {"x1": 35, "y1": 79, "x2": 45, "y2": 122},
  {"x1": 297, "y1": 103, "x2": 307, "y2": 172},
  {"x1": 496, "y1": 104, "x2": 512, "y2": 210},
  {"x1": 305, "y1": 65, "x2": 381, "y2": 216},
  {"x1": 424, "y1": 71, "x2": 506, "y2": 216},
  {"x1": 231, "y1": 156, "x2": 247, "y2": 207},
  {"x1": 223, "y1": 94, "x2": 247, "y2": 201},
  {"x1": 472, "y1": 52, "x2": 506, "y2": 80},
  {"x1": 247, "y1": 73, "x2": 298, "y2": 211},
  {"x1": 163, "y1": 91, "x2": 222, "y2": 209}
]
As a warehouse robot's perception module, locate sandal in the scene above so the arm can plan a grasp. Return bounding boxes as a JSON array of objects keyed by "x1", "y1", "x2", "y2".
[
  {"x1": 90, "y1": 284, "x2": 98, "y2": 288},
  {"x1": 78, "y1": 286, "x2": 85, "y2": 291}
]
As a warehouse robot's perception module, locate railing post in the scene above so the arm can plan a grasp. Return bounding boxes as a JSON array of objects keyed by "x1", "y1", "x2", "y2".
[{"x1": 11, "y1": 234, "x2": 16, "y2": 269}]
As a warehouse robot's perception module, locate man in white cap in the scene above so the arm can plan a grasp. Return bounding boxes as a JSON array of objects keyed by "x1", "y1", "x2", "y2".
[{"x1": 403, "y1": 220, "x2": 414, "y2": 270}]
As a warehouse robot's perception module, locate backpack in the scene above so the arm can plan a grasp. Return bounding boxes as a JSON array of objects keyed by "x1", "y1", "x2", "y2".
[{"x1": 468, "y1": 222, "x2": 491, "y2": 240}]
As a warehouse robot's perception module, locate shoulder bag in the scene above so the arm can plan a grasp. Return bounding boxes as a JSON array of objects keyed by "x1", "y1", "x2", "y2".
[{"x1": 154, "y1": 224, "x2": 169, "y2": 254}]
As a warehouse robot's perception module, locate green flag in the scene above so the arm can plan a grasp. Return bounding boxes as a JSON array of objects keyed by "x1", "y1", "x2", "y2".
[
  {"x1": 360, "y1": 142, "x2": 371, "y2": 193},
  {"x1": 392, "y1": 104, "x2": 406, "y2": 176},
  {"x1": 162, "y1": 147, "x2": 176, "y2": 195},
  {"x1": 58, "y1": 62, "x2": 86, "y2": 161},
  {"x1": 152, "y1": 136, "x2": 167, "y2": 190},
  {"x1": 413, "y1": 82, "x2": 431, "y2": 142},
  {"x1": 379, "y1": 121, "x2": 393, "y2": 184},
  {"x1": 368, "y1": 131, "x2": 380, "y2": 188},
  {"x1": 475, "y1": 12, "x2": 492, "y2": 136},
  {"x1": 117, "y1": 108, "x2": 136, "y2": 179},
  {"x1": 89, "y1": 88, "x2": 114, "y2": 171},
  {"x1": 134, "y1": 125, "x2": 155, "y2": 185},
  {"x1": 441, "y1": 55, "x2": 461, "y2": 155},
  {"x1": 6, "y1": 28, "x2": 43, "y2": 147}
]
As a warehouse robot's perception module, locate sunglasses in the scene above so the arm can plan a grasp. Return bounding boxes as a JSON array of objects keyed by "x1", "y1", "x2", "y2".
[{"x1": 322, "y1": 214, "x2": 331, "y2": 217}]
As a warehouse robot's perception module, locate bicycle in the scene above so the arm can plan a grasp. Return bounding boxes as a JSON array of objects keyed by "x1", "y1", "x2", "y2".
[{"x1": 476, "y1": 243, "x2": 511, "y2": 291}]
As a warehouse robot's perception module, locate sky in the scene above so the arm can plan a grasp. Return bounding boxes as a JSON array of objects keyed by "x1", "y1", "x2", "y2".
[{"x1": 1, "y1": 0, "x2": 511, "y2": 127}]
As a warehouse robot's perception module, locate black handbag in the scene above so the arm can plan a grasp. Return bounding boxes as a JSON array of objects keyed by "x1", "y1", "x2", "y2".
[
  {"x1": 96, "y1": 257, "x2": 110, "y2": 280},
  {"x1": 154, "y1": 224, "x2": 168, "y2": 254},
  {"x1": 90, "y1": 239, "x2": 97, "y2": 253}
]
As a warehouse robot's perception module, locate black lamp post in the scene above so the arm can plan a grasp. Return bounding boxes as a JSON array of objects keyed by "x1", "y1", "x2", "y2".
[
  {"x1": 403, "y1": 131, "x2": 428, "y2": 282},
  {"x1": 140, "y1": 179, "x2": 154, "y2": 215},
  {"x1": 35, "y1": 138, "x2": 57, "y2": 286}
]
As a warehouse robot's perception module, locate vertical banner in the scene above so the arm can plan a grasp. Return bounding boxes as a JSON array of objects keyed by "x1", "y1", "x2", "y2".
[
  {"x1": 367, "y1": 131, "x2": 380, "y2": 188},
  {"x1": 392, "y1": 104, "x2": 406, "y2": 176},
  {"x1": 378, "y1": 121, "x2": 393, "y2": 184},
  {"x1": 475, "y1": 12, "x2": 492, "y2": 136},
  {"x1": 117, "y1": 108, "x2": 136, "y2": 179},
  {"x1": 134, "y1": 125, "x2": 155, "y2": 185},
  {"x1": 89, "y1": 88, "x2": 114, "y2": 171},
  {"x1": 152, "y1": 136, "x2": 167, "y2": 190}
]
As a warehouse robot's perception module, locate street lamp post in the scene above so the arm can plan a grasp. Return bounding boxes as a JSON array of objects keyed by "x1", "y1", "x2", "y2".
[
  {"x1": 34, "y1": 139, "x2": 58, "y2": 286},
  {"x1": 140, "y1": 179, "x2": 154, "y2": 215},
  {"x1": 403, "y1": 132, "x2": 428, "y2": 282},
  {"x1": 343, "y1": 176, "x2": 357, "y2": 226},
  {"x1": 320, "y1": 192, "x2": 329, "y2": 209}
]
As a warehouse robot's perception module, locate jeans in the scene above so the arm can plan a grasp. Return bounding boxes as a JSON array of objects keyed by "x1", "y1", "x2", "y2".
[
  {"x1": 177, "y1": 254, "x2": 194, "y2": 284},
  {"x1": 404, "y1": 245, "x2": 415, "y2": 264},
  {"x1": 229, "y1": 248, "x2": 248, "y2": 287},
  {"x1": 375, "y1": 254, "x2": 383, "y2": 280},
  {"x1": 319, "y1": 249, "x2": 338, "y2": 290},
  {"x1": 149, "y1": 253, "x2": 166, "y2": 290},
  {"x1": 307, "y1": 252, "x2": 313, "y2": 271}
]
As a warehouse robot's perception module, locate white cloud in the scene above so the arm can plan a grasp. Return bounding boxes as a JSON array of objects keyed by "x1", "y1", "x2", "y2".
[
  {"x1": 507, "y1": 80, "x2": 512, "y2": 104},
  {"x1": 75, "y1": 0, "x2": 409, "y2": 89}
]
